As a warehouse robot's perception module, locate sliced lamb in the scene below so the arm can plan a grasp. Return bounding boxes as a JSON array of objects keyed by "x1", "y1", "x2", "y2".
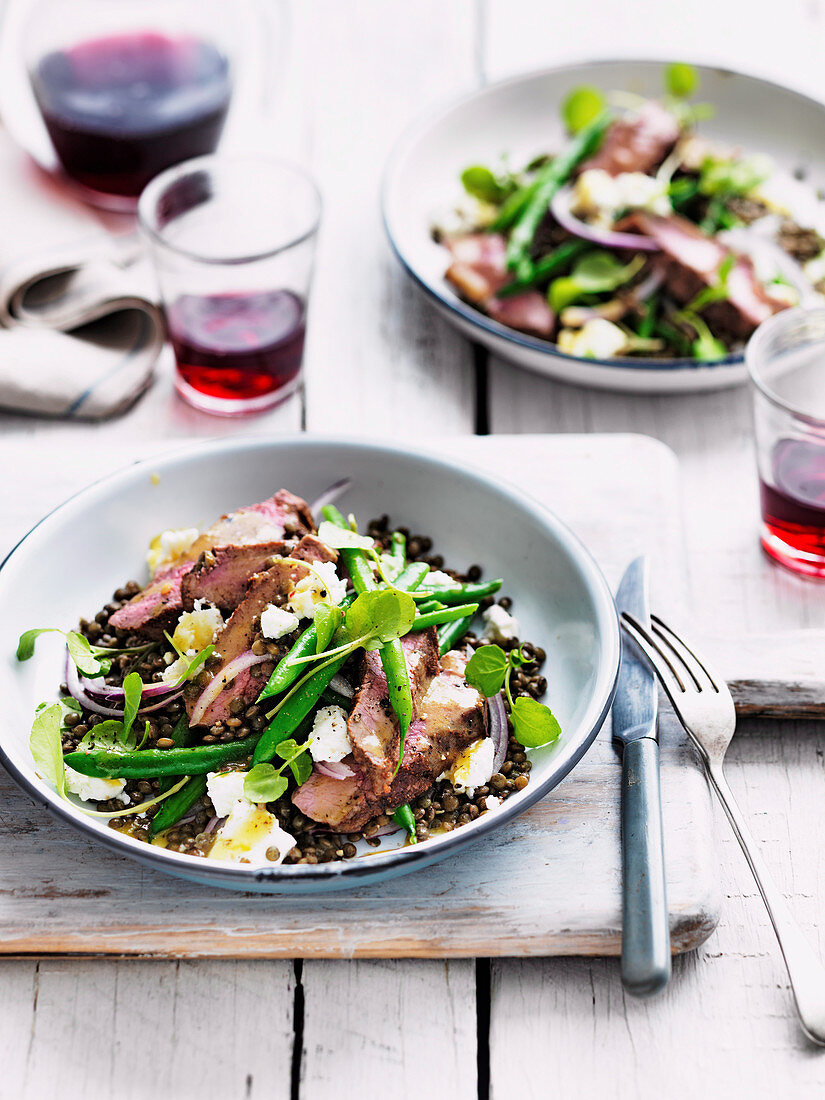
[
  {"x1": 445, "y1": 232, "x2": 555, "y2": 337},
  {"x1": 294, "y1": 647, "x2": 488, "y2": 831},
  {"x1": 579, "y1": 100, "x2": 680, "y2": 178},
  {"x1": 181, "y1": 533, "x2": 337, "y2": 613},
  {"x1": 110, "y1": 489, "x2": 315, "y2": 638},
  {"x1": 186, "y1": 559, "x2": 309, "y2": 727},
  {"x1": 618, "y1": 211, "x2": 789, "y2": 339},
  {"x1": 347, "y1": 629, "x2": 440, "y2": 799}
]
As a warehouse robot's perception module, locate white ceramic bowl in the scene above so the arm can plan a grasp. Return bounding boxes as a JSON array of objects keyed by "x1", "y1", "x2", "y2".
[
  {"x1": 382, "y1": 59, "x2": 825, "y2": 394},
  {"x1": 0, "y1": 436, "x2": 619, "y2": 893}
]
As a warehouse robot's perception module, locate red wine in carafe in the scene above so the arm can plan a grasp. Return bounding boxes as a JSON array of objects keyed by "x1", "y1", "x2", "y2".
[
  {"x1": 31, "y1": 32, "x2": 232, "y2": 198},
  {"x1": 760, "y1": 437, "x2": 825, "y2": 559},
  {"x1": 167, "y1": 291, "x2": 306, "y2": 403}
]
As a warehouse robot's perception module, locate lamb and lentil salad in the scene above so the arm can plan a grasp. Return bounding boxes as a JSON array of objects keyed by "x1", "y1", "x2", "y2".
[
  {"x1": 436, "y1": 63, "x2": 825, "y2": 362},
  {"x1": 18, "y1": 484, "x2": 559, "y2": 867}
]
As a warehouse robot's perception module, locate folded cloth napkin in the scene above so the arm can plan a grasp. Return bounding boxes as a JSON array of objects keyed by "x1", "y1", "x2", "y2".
[{"x1": 0, "y1": 135, "x2": 165, "y2": 420}]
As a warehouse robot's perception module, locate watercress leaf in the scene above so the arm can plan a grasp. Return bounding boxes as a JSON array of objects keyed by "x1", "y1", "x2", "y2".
[
  {"x1": 16, "y1": 628, "x2": 61, "y2": 661},
  {"x1": 315, "y1": 604, "x2": 342, "y2": 654},
  {"x1": 289, "y1": 753, "x2": 313, "y2": 786},
  {"x1": 465, "y1": 644, "x2": 508, "y2": 697},
  {"x1": 30, "y1": 703, "x2": 66, "y2": 797},
  {"x1": 460, "y1": 165, "x2": 513, "y2": 205},
  {"x1": 573, "y1": 252, "x2": 645, "y2": 294},
  {"x1": 317, "y1": 520, "x2": 374, "y2": 551},
  {"x1": 345, "y1": 590, "x2": 416, "y2": 649},
  {"x1": 548, "y1": 275, "x2": 584, "y2": 313},
  {"x1": 121, "y1": 671, "x2": 143, "y2": 742},
  {"x1": 510, "y1": 696, "x2": 562, "y2": 748},
  {"x1": 80, "y1": 720, "x2": 127, "y2": 753},
  {"x1": 243, "y1": 764, "x2": 288, "y2": 804},
  {"x1": 562, "y1": 85, "x2": 607, "y2": 134},
  {"x1": 274, "y1": 738, "x2": 300, "y2": 761},
  {"x1": 665, "y1": 62, "x2": 698, "y2": 99},
  {"x1": 65, "y1": 631, "x2": 104, "y2": 676}
]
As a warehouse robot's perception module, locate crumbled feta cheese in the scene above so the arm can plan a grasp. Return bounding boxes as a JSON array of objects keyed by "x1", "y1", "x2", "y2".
[
  {"x1": 571, "y1": 169, "x2": 671, "y2": 228},
  {"x1": 65, "y1": 765, "x2": 126, "y2": 803},
  {"x1": 481, "y1": 604, "x2": 520, "y2": 643},
  {"x1": 806, "y1": 253, "x2": 825, "y2": 287},
  {"x1": 557, "y1": 319, "x2": 628, "y2": 360},
  {"x1": 206, "y1": 770, "x2": 248, "y2": 817},
  {"x1": 161, "y1": 655, "x2": 189, "y2": 685},
  {"x1": 445, "y1": 738, "x2": 496, "y2": 794},
  {"x1": 288, "y1": 560, "x2": 347, "y2": 620},
  {"x1": 146, "y1": 526, "x2": 199, "y2": 576},
  {"x1": 171, "y1": 604, "x2": 223, "y2": 654},
  {"x1": 424, "y1": 570, "x2": 456, "y2": 588},
  {"x1": 767, "y1": 282, "x2": 800, "y2": 307},
  {"x1": 310, "y1": 705, "x2": 352, "y2": 763},
  {"x1": 260, "y1": 604, "x2": 301, "y2": 640},
  {"x1": 208, "y1": 800, "x2": 296, "y2": 866},
  {"x1": 484, "y1": 795, "x2": 501, "y2": 811}
]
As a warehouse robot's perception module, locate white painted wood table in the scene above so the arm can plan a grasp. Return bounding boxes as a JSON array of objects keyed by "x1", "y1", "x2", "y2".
[{"x1": 2, "y1": 0, "x2": 825, "y2": 1096}]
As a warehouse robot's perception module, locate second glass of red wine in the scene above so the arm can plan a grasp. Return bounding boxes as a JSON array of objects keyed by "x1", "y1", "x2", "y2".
[
  {"x1": 747, "y1": 308, "x2": 825, "y2": 579},
  {"x1": 139, "y1": 155, "x2": 321, "y2": 417},
  {"x1": 24, "y1": 0, "x2": 237, "y2": 210}
]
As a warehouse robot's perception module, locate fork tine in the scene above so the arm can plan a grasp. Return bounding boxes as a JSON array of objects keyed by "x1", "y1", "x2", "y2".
[
  {"x1": 650, "y1": 614, "x2": 725, "y2": 694},
  {"x1": 620, "y1": 613, "x2": 686, "y2": 693}
]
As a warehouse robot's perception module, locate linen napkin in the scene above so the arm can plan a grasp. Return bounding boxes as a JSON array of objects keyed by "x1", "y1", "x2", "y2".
[{"x1": 0, "y1": 134, "x2": 165, "y2": 420}]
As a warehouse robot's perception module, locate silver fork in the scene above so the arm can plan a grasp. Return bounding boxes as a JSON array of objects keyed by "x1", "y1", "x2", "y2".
[{"x1": 622, "y1": 611, "x2": 825, "y2": 1045}]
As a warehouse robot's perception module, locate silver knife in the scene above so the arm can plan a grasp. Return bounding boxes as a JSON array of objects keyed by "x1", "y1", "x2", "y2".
[{"x1": 613, "y1": 556, "x2": 671, "y2": 996}]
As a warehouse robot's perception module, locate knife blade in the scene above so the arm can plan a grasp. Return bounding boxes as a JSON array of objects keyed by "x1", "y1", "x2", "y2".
[{"x1": 613, "y1": 556, "x2": 671, "y2": 996}]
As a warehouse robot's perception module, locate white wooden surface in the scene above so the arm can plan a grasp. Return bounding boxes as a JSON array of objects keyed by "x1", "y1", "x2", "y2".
[{"x1": 1, "y1": 0, "x2": 825, "y2": 1096}]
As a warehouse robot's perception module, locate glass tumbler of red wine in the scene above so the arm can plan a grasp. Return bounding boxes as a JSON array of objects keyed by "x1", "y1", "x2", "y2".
[
  {"x1": 139, "y1": 155, "x2": 321, "y2": 417},
  {"x1": 747, "y1": 307, "x2": 825, "y2": 578}
]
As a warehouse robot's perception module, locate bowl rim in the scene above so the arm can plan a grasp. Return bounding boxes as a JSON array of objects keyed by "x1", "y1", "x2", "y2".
[
  {"x1": 0, "y1": 434, "x2": 621, "y2": 889},
  {"x1": 381, "y1": 55, "x2": 825, "y2": 377}
]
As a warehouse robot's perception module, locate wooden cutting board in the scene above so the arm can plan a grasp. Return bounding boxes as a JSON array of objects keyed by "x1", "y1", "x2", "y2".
[{"x1": 0, "y1": 433, "x2": 814, "y2": 959}]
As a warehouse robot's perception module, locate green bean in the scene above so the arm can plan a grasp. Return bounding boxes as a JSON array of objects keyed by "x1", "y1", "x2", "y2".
[
  {"x1": 149, "y1": 775, "x2": 207, "y2": 837},
  {"x1": 496, "y1": 239, "x2": 590, "y2": 297},
  {"x1": 392, "y1": 803, "x2": 417, "y2": 842},
  {"x1": 505, "y1": 111, "x2": 610, "y2": 275},
  {"x1": 392, "y1": 561, "x2": 430, "y2": 591},
  {"x1": 438, "y1": 613, "x2": 477, "y2": 656},
  {"x1": 412, "y1": 602, "x2": 479, "y2": 631},
  {"x1": 322, "y1": 509, "x2": 417, "y2": 767},
  {"x1": 158, "y1": 714, "x2": 192, "y2": 794},
  {"x1": 415, "y1": 598, "x2": 446, "y2": 615},
  {"x1": 65, "y1": 734, "x2": 261, "y2": 779},
  {"x1": 258, "y1": 594, "x2": 355, "y2": 702},
  {"x1": 252, "y1": 654, "x2": 348, "y2": 764},
  {"x1": 637, "y1": 293, "x2": 659, "y2": 339},
  {"x1": 390, "y1": 530, "x2": 406, "y2": 562},
  {"x1": 491, "y1": 176, "x2": 541, "y2": 231},
  {"x1": 415, "y1": 578, "x2": 502, "y2": 605}
]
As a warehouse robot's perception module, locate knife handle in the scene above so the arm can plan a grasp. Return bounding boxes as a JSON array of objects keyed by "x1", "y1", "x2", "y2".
[{"x1": 620, "y1": 736, "x2": 671, "y2": 997}]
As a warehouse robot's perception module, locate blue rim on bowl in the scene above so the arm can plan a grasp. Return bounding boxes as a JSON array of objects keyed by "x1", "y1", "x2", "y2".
[{"x1": 0, "y1": 436, "x2": 621, "y2": 893}]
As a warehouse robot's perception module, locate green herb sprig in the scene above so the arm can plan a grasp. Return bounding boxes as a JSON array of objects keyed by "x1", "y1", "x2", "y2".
[{"x1": 464, "y1": 644, "x2": 561, "y2": 748}]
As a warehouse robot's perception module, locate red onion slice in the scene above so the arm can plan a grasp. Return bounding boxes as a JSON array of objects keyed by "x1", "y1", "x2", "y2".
[
  {"x1": 315, "y1": 760, "x2": 355, "y2": 780},
  {"x1": 189, "y1": 651, "x2": 271, "y2": 728},
  {"x1": 488, "y1": 692, "x2": 508, "y2": 774},
  {"x1": 310, "y1": 478, "x2": 352, "y2": 520},
  {"x1": 204, "y1": 815, "x2": 224, "y2": 835},
  {"x1": 65, "y1": 654, "x2": 183, "y2": 716},
  {"x1": 550, "y1": 187, "x2": 660, "y2": 252},
  {"x1": 81, "y1": 675, "x2": 181, "y2": 702}
]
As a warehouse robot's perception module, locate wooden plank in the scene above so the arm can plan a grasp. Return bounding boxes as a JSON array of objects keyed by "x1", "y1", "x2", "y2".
[
  {"x1": 298, "y1": 0, "x2": 478, "y2": 435},
  {"x1": 0, "y1": 434, "x2": 717, "y2": 958},
  {"x1": 0, "y1": 958, "x2": 295, "y2": 1100},
  {"x1": 300, "y1": 960, "x2": 477, "y2": 1099}
]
